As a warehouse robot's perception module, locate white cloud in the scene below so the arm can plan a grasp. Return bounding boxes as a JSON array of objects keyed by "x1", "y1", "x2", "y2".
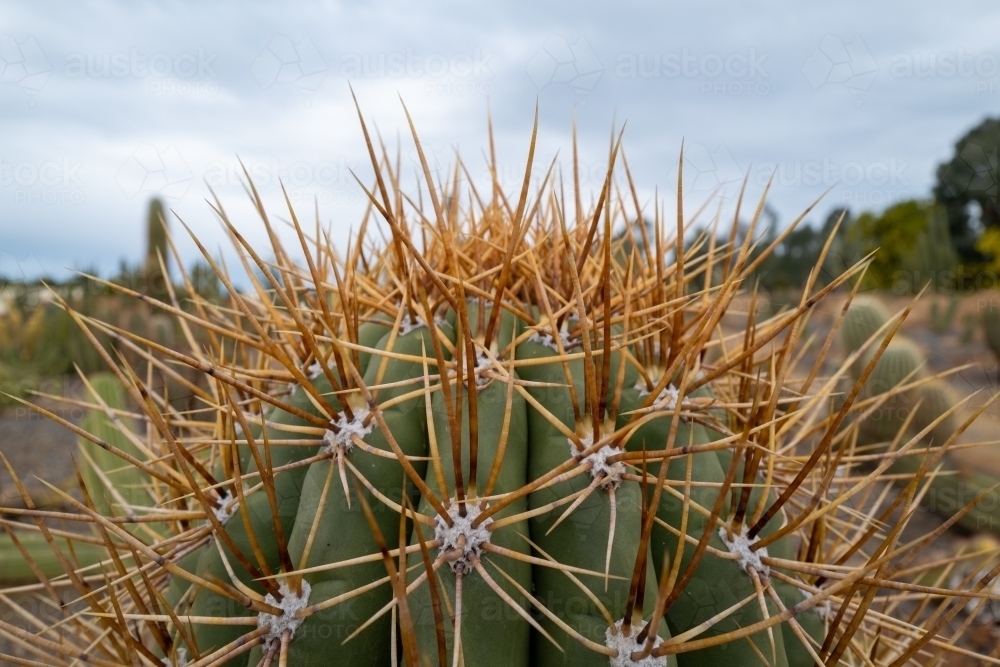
[{"x1": 4, "y1": 1, "x2": 1000, "y2": 279}]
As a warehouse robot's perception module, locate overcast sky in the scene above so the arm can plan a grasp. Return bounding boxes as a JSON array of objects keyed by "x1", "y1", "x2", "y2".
[{"x1": 2, "y1": 1, "x2": 1000, "y2": 282}]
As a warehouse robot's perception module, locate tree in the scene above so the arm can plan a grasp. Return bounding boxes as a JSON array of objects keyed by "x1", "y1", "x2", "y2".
[
  {"x1": 847, "y1": 200, "x2": 932, "y2": 289},
  {"x1": 934, "y1": 117, "x2": 1000, "y2": 262}
]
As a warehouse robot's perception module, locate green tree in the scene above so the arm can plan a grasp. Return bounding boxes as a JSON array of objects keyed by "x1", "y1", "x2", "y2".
[
  {"x1": 934, "y1": 116, "x2": 1000, "y2": 262},
  {"x1": 847, "y1": 200, "x2": 932, "y2": 289}
]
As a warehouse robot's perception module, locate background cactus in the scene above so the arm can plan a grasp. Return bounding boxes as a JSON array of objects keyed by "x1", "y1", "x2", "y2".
[
  {"x1": 929, "y1": 295, "x2": 958, "y2": 333},
  {"x1": 145, "y1": 197, "x2": 170, "y2": 303},
  {"x1": 982, "y1": 303, "x2": 1000, "y2": 366},
  {"x1": 961, "y1": 311, "x2": 977, "y2": 343},
  {"x1": 839, "y1": 296, "x2": 1000, "y2": 536},
  {"x1": 1, "y1": 111, "x2": 998, "y2": 667}
]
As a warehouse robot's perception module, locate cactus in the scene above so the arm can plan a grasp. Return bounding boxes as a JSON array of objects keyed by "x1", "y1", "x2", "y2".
[
  {"x1": 855, "y1": 337, "x2": 925, "y2": 446},
  {"x1": 839, "y1": 297, "x2": 890, "y2": 377},
  {"x1": 0, "y1": 532, "x2": 106, "y2": 585},
  {"x1": 839, "y1": 299, "x2": 1000, "y2": 542},
  {"x1": 3, "y1": 110, "x2": 999, "y2": 667},
  {"x1": 961, "y1": 312, "x2": 977, "y2": 343},
  {"x1": 982, "y1": 303, "x2": 1000, "y2": 363},
  {"x1": 76, "y1": 372, "x2": 161, "y2": 524},
  {"x1": 929, "y1": 295, "x2": 958, "y2": 334},
  {"x1": 145, "y1": 197, "x2": 170, "y2": 302}
]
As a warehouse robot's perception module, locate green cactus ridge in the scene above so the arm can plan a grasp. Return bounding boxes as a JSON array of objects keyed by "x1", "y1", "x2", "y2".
[{"x1": 840, "y1": 297, "x2": 891, "y2": 358}]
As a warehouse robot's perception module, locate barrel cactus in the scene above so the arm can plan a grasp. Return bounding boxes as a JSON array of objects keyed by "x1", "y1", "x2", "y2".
[
  {"x1": 1, "y1": 107, "x2": 998, "y2": 667},
  {"x1": 839, "y1": 296, "x2": 1000, "y2": 536}
]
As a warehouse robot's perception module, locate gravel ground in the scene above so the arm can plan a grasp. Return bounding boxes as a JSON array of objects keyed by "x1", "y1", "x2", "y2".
[
  {"x1": 0, "y1": 384, "x2": 86, "y2": 509},
  {"x1": 0, "y1": 380, "x2": 91, "y2": 664}
]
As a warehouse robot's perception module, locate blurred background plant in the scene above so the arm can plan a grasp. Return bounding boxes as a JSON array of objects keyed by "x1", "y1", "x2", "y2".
[{"x1": 0, "y1": 197, "x2": 223, "y2": 407}]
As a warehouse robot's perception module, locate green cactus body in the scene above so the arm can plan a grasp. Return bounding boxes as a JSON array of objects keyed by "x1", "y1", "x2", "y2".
[
  {"x1": 961, "y1": 312, "x2": 977, "y2": 343},
  {"x1": 249, "y1": 321, "x2": 446, "y2": 666},
  {"x1": 911, "y1": 380, "x2": 959, "y2": 447},
  {"x1": 857, "y1": 338, "x2": 924, "y2": 446},
  {"x1": 404, "y1": 302, "x2": 531, "y2": 666},
  {"x1": 717, "y1": 447, "x2": 824, "y2": 666},
  {"x1": 841, "y1": 298, "x2": 890, "y2": 375},
  {"x1": 616, "y1": 384, "x2": 790, "y2": 667},
  {"x1": 145, "y1": 198, "x2": 170, "y2": 302},
  {"x1": 516, "y1": 333, "x2": 675, "y2": 666},
  {"x1": 185, "y1": 375, "x2": 332, "y2": 661},
  {"x1": 889, "y1": 453, "x2": 1000, "y2": 533},
  {"x1": 78, "y1": 373, "x2": 157, "y2": 525},
  {"x1": 407, "y1": 372, "x2": 531, "y2": 666},
  {"x1": 0, "y1": 533, "x2": 106, "y2": 585},
  {"x1": 357, "y1": 311, "x2": 395, "y2": 375},
  {"x1": 14, "y1": 116, "x2": 994, "y2": 667}
]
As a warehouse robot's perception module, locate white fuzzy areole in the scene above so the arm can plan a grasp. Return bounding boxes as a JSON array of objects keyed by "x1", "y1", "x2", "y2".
[
  {"x1": 211, "y1": 490, "x2": 239, "y2": 525},
  {"x1": 306, "y1": 361, "x2": 323, "y2": 379},
  {"x1": 800, "y1": 588, "x2": 833, "y2": 621},
  {"x1": 162, "y1": 647, "x2": 188, "y2": 667},
  {"x1": 398, "y1": 315, "x2": 427, "y2": 335},
  {"x1": 322, "y1": 408, "x2": 374, "y2": 453},
  {"x1": 527, "y1": 329, "x2": 573, "y2": 352},
  {"x1": 435, "y1": 503, "x2": 493, "y2": 573},
  {"x1": 571, "y1": 435, "x2": 625, "y2": 489},
  {"x1": 606, "y1": 620, "x2": 666, "y2": 667},
  {"x1": 718, "y1": 526, "x2": 770, "y2": 579},
  {"x1": 635, "y1": 380, "x2": 679, "y2": 411},
  {"x1": 257, "y1": 581, "x2": 311, "y2": 643},
  {"x1": 473, "y1": 351, "x2": 495, "y2": 387}
]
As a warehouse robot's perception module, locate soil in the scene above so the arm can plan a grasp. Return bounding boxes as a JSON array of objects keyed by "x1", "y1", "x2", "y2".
[{"x1": 0, "y1": 380, "x2": 87, "y2": 509}]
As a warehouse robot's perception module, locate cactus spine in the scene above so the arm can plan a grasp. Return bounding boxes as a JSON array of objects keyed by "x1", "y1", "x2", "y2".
[{"x1": 1, "y1": 110, "x2": 997, "y2": 667}]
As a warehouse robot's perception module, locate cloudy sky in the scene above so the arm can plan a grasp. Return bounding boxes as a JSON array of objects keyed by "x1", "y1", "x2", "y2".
[{"x1": 2, "y1": 0, "x2": 999, "y2": 281}]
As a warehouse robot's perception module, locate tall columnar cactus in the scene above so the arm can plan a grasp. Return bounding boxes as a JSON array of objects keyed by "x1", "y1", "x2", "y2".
[
  {"x1": 2, "y1": 109, "x2": 999, "y2": 667},
  {"x1": 145, "y1": 197, "x2": 170, "y2": 302}
]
